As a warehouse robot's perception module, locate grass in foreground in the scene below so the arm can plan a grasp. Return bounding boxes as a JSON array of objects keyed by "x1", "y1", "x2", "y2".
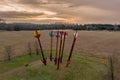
[
  {"x1": 0, "y1": 54, "x2": 41, "y2": 73},
  {"x1": 0, "y1": 53, "x2": 108, "y2": 80}
]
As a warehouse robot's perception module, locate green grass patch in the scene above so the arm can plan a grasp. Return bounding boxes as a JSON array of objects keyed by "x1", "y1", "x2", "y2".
[
  {"x1": 0, "y1": 54, "x2": 41, "y2": 73},
  {"x1": 0, "y1": 53, "x2": 108, "y2": 80}
]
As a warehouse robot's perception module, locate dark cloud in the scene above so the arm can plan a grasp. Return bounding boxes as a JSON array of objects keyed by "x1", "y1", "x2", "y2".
[
  {"x1": 0, "y1": 11, "x2": 44, "y2": 18},
  {"x1": 62, "y1": 0, "x2": 120, "y2": 12},
  {"x1": 0, "y1": 0, "x2": 120, "y2": 23},
  {"x1": 17, "y1": 0, "x2": 42, "y2": 5},
  {"x1": 13, "y1": 0, "x2": 62, "y2": 8}
]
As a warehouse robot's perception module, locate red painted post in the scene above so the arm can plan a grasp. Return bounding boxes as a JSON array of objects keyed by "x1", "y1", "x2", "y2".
[
  {"x1": 66, "y1": 31, "x2": 78, "y2": 67},
  {"x1": 55, "y1": 31, "x2": 60, "y2": 65},
  {"x1": 57, "y1": 31, "x2": 63, "y2": 70},
  {"x1": 49, "y1": 31, "x2": 55, "y2": 61},
  {"x1": 34, "y1": 30, "x2": 47, "y2": 65},
  {"x1": 60, "y1": 32, "x2": 68, "y2": 63},
  {"x1": 37, "y1": 38, "x2": 47, "y2": 65},
  {"x1": 50, "y1": 36, "x2": 53, "y2": 61}
]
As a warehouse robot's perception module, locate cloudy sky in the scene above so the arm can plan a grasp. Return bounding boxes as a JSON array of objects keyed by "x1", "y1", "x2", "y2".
[{"x1": 0, "y1": 0, "x2": 120, "y2": 24}]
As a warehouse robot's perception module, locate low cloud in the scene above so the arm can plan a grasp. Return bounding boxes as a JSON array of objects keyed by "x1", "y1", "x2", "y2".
[
  {"x1": 0, "y1": 0, "x2": 120, "y2": 24},
  {"x1": 0, "y1": 11, "x2": 44, "y2": 18}
]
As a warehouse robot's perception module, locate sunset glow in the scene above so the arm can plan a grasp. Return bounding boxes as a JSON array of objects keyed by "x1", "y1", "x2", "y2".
[{"x1": 0, "y1": 0, "x2": 120, "y2": 24}]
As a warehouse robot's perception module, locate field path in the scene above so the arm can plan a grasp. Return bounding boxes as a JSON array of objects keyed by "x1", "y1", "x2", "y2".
[{"x1": 0, "y1": 59, "x2": 42, "y2": 78}]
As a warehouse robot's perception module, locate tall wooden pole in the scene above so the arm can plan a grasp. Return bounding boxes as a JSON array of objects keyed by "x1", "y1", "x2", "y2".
[
  {"x1": 57, "y1": 31, "x2": 63, "y2": 70},
  {"x1": 55, "y1": 31, "x2": 59, "y2": 65},
  {"x1": 49, "y1": 31, "x2": 54, "y2": 61},
  {"x1": 50, "y1": 36, "x2": 53, "y2": 61},
  {"x1": 60, "y1": 32, "x2": 67, "y2": 63},
  {"x1": 37, "y1": 38, "x2": 47, "y2": 65},
  {"x1": 109, "y1": 56, "x2": 114, "y2": 80},
  {"x1": 34, "y1": 30, "x2": 47, "y2": 65},
  {"x1": 66, "y1": 31, "x2": 78, "y2": 67}
]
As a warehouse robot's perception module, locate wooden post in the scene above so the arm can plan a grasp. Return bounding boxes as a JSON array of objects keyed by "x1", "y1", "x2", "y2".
[
  {"x1": 37, "y1": 38, "x2": 47, "y2": 65},
  {"x1": 66, "y1": 31, "x2": 78, "y2": 67},
  {"x1": 49, "y1": 31, "x2": 55, "y2": 61},
  {"x1": 55, "y1": 31, "x2": 60, "y2": 65},
  {"x1": 57, "y1": 31, "x2": 63, "y2": 70},
  {"x1": 50, "y1": 36, "x2": 53, "y2": 61},
  {"x1": 60, "y1": 32, "x2": 67, "y2": 63},
  {"x1": 34, "y1": 30, "x2": 47, "y2": 65},
  {"x1": 109, "y1": 56, "x2": 114, "y2": 80}
]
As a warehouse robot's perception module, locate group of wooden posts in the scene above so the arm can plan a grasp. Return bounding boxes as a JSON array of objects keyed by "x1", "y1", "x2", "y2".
[{"x1": 34, "y1": 30, "x2": 78, "y2": 70}]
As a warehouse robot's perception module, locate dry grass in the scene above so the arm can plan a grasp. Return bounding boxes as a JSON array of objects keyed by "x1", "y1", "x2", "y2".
[
  {"x1": 0, "y1": 30, "x2": 120, "y2": 60},
  {"x1": 0, "y1": 30, "x2": 120, "y2": 79},
  {"x1": 73, "y1": 31, "x2": 120, "y2": 57}
]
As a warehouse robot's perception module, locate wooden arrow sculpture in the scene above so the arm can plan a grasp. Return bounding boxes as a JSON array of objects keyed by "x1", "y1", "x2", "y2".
[
  {"x1": 49, "y1": 31, "x2": 55, "y2": 61},
  {"x1": 60, "y1": 31, "x2": 68, "y2": 63},
  {"x1": 57, "y1": 31, "x2": 64, "y2": 70},
  {"x1": 54, "y1": 31, "x2": 60, "y2": 65},
  {"x1": 34, "y1": 30, "x2": 47, "y2": 65},
  {"x1": 66, "y1": 31, "x2": 78, "y2": 67}
]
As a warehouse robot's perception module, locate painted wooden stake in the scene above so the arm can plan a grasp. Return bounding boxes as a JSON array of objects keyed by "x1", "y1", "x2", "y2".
[
  {"x1": 50, "y1": 36, "x2": 53, "y2": 61},
  {"x1": 60, "y1": 32, "x2": 68, "y2": 63},
  {"x1": 34, "y1": 30, "x2": 47, "y2": 65},
  {"x1": 57, "y1": 31, "x2": 63, "y2": 70},
  {"x1": 54, "y1": 31, "x2": 60, "y2": 65},
  {"x1": 66, "y1": 31, "x2": 78, "y2": 67},
  {"x1": 49, "y1": 31, "x2": 55, "y2": 61}
]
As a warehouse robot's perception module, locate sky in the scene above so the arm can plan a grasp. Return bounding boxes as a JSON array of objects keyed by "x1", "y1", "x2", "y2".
[{"x1": 0, "y1": 0, "x2": 120, "y2": 24}]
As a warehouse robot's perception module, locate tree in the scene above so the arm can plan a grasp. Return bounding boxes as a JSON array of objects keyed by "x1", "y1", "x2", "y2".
[
  {"x1": 0, "y1": 18, "x2": 6, "y2": 30},
  {"x1": 27, "y1": 42, "x2": 32, "y2": 56},
  {"x1": 4, "y1": 45, "x2": 13, "y2": 61}
]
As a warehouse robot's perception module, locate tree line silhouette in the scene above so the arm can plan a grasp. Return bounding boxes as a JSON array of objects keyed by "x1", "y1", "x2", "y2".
[{"x1": 0, "y1": 22, "x2": 120, "y2": 31}]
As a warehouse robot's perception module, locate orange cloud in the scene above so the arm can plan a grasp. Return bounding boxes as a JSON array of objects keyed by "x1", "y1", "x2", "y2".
[{"x1": 0, "y1": 0, "x2": 120, "y2": 24}]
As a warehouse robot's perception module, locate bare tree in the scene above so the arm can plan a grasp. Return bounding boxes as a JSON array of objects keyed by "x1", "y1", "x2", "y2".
[
  {"x1": 27, "y1": 42, "x2": 32, "y2": 56},
  {"x1": 0, "y1": 18, "x2": 6, "y2": 30},
  {"x1": 4, "y1": 45, "x2": 13, "y2": 61}
]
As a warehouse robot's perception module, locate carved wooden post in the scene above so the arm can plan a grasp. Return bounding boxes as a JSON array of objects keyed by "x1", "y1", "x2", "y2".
[
  {"x1": 34, "y1": 30, "x2": 47, "y2": 65},
  {"x1": 60, "y1": 31, "x2": 68, "y2": 63},
  {"x1": 55, "y1": 31, "x2": 60, "y2": 65},
  {"x1": 66, "y1": 31, "x2": 78, "y2": 67},
  {"x1": 57, "y1": 31, "x2": 63, "y2": 70},
  {"x1": 49, "y1": 31, "x2": 55, "y2": 61}
]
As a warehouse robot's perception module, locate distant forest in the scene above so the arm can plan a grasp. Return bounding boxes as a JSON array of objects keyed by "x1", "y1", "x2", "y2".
[{"x1": 0, "y1": 22, "x2": 120, "y2": 31}]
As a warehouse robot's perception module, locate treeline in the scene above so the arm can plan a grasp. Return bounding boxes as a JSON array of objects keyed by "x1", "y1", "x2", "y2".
[{"x1": 0, "y1": 23, "x2": 120, "y2": 31}]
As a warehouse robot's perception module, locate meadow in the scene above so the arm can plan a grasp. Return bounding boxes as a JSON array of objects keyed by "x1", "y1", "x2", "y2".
[
  {"x1": 0, "y1": 52, "x2": 108, "y2": 80},
  {"x1": 0, "y1": 30, "x2": 120, "y2": 80},
  {"x1": 0, "y1": 30, "x2": 120, "y2": 58}
]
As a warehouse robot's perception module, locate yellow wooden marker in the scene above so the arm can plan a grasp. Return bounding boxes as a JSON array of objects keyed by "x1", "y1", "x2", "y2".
[
  {"x1": 34, "y1": 30, "x2": 41, "y2": 38},
  {"x1": 34, "y1": 30, "x2": 47, "y2": 65}
]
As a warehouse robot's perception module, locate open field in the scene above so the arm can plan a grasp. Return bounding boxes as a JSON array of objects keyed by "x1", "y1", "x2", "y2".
[
  {"x1": 0, "y1": 30, "x2": 120, "y2": 80},
  {"x1": 0, "y1": 53, "x2": 108, "y2": 80},
  {"x1": 0, "y1": 30, "x2": 120, "y2": 59}
]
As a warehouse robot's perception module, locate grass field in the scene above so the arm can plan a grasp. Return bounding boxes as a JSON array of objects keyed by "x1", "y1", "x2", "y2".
[
  {"x1": 0, "y1": 30, "x2": 120, "y2": 80},
  {"x1": 0, "y1": 54, "x2": 41, "y2": 73},
  {"x1": 0, "y1": 30, "x2": 120, "y2": 58},
  {"x1": 0, "y1": 52, "x2": 108, "y2": 80}
]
